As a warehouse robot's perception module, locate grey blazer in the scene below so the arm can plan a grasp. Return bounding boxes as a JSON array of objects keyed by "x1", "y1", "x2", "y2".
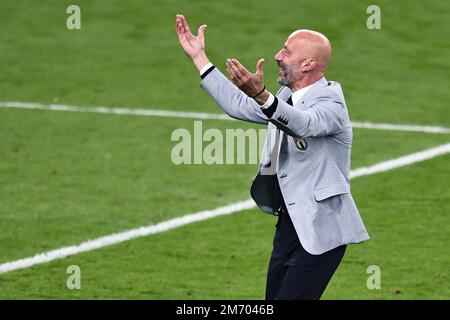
[{"x1": 200, "y1": 67, "x2": 369, "y2": 255}]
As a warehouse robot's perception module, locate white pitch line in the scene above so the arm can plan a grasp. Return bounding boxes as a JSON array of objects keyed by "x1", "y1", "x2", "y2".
[
  {"x1": 0, "y1": 199, "x2": 256, "y2": 274},
  {"x1": 1, "y1": 101, "x2": 449, "y2": 134},
  {"x1": 0, "y1": 101, "x2": 233, "y2": 121},
  {"x1": 350, "y1": 143, "x2": 450, "y2": 178},
  {"x1": 0, "y1": 142, "x2": 449, "y2": 274},
  {"x1": 350, "y1": 121, "x2": 450, "y2": 134}
]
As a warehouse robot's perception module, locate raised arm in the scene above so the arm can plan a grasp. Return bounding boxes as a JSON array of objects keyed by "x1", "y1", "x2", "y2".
[{"x1": 175, "y1": 14, "x2": 269, "y2": 124}]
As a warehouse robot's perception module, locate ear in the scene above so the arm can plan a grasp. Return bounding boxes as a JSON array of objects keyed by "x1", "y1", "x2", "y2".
[{"x1": 301, "y1": 58, "x2": 317, "y2": 72}]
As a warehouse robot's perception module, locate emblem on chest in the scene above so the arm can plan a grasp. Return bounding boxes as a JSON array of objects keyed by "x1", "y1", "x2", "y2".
[{"x1": 293, "y1": 137, "x2": 308, "y2": 151}]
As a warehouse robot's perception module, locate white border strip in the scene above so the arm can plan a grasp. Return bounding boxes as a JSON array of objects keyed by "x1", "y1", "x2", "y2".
[
  {"x1": 0, "y1": 143, "x2": 449, "y2": 274},
  {"x1": 1, "y1": 101, "x2": 449, "y2": 134}
]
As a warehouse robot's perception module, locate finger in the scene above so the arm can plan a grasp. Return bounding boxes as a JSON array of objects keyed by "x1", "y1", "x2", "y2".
[
  {"x1": 175, "y1": 15, "x2": 181, "y2": 32},
  {"x1": 175, "y1": 15, "x2": 187, "y2": 39},
  {"x1": 177, "y1": 14, "x2": 191, "y2": 33},
  {"x1": 231, "y1": 59, "x2": 251, "y2": 76},
  {"x1": 179, "y1": 14, "x2": 192, "y2": 36},
  {"x1": 175, "y1": 17, "x2": 184, "y2": 39},
  {"x1": 256, "y1": 58, "x2": 265, "y2": 76},
  {"x1": 177, "y1": 16, "x2": 194, "y2": 45},
  {"x1": 175, "y1": 14, "x2": 184, "y2": 32},
  {"x1": 197, "y1": 24, "x2": 207, "y2": 41},
  {"x1": 226, "y1": 61, "x2": 242, "y2": 84},
  {"x1": 177, "y1": 24, "x2": 189, "y2": 44},
  {"x1": 226, "y1": 60, "x2": 238, "y2": 79},
  {"x1": 226, "y1": 66, "x2": 236, "y2": 82},
  {"x1": 228, "y1": 59, "x2": 244, "y2": 78}
]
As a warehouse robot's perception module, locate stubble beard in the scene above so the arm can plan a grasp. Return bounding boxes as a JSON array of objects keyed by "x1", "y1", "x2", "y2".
[{"x1": 277, "y1": 63, "x2": 298, "y2": 87}]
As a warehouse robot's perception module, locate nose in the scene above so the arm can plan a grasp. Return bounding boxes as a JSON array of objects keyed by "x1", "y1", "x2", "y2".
[{"x1": 274, "y1": 50, "x2": 282, "y2": 62}]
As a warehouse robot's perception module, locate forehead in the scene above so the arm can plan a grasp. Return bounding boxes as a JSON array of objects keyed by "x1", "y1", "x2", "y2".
[{"x1": 284, "y1": 35, "x2": 307, "y2": 51}]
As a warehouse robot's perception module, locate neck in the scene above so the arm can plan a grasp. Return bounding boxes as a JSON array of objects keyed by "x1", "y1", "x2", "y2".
[{"x1": 290, "y1": 73, "x2": 323, "y2": 92}]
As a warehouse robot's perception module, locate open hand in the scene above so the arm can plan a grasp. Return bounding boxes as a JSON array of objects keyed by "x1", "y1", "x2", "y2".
[
  {"x1": 175, "y1": 14, "x2": 207, "y2": 60},
  {"x1": 226, "y1": 58, "x2": 266, "y2": 98}
]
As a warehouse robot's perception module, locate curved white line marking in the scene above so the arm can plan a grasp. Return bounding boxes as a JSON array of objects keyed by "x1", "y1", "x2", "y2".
[{"x1": 0, "y1": 143, "x2": 449, "y2": 274}]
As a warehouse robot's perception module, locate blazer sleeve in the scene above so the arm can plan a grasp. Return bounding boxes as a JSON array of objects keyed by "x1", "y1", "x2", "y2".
[
  {"x1": 200, "y1": 67, "x2": 269, "y2": 125},
  {"x1": 264, "y1": 91, "x2": 347, "y2": 138}
]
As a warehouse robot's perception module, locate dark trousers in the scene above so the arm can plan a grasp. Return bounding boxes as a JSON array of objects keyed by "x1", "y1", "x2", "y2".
[{"x1": 265, "y1": 180, "x2": 346, "y2": 300}]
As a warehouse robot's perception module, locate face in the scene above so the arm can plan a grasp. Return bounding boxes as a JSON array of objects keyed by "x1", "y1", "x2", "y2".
[{"x1": 274, "y1": 36, "x2": 313, "y2": 87}]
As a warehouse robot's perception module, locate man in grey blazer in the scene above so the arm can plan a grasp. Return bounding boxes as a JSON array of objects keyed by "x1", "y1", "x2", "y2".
[{"x1": 175, "y1": 14, "x2": 369, "y2": 299}]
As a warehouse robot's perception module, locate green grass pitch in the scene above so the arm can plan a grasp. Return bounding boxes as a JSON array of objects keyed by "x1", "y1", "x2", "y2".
[{"x1": 0, "y1": 0, "x2": 448, "y2": 299}]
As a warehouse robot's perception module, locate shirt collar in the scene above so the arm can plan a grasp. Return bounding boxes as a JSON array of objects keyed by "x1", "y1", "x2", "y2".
[{"x1": 291, "y1": 77, "x2": 325, "y2": 106}]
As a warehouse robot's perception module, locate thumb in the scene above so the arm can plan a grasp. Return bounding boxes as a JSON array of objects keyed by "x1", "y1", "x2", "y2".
[
  {"x1": 198, "y1": 24, "x2": 207, "y2": 40},
  {"x1": 256, "y1": 58, "x2": 265, "y2": 75}
]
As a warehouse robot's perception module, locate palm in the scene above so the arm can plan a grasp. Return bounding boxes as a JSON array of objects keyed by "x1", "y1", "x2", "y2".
[
  {"x1": 176, "y1": 15, "x2": 206, "y2": 58},
  {"x1": 180, "y1": 32, "x2": 203, "y2": 56}
]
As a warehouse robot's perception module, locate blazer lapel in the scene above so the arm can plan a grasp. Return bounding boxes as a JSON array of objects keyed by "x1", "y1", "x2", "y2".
[
  {"x1": 263, "y1": 78, "x2": 328, "y2": 173},
  {"x1": 293, "y1": 77, "x2": 329, "y2": 109},
  {"x1": 276, "y1": 86, "x2": 293, "y2": 102}
]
